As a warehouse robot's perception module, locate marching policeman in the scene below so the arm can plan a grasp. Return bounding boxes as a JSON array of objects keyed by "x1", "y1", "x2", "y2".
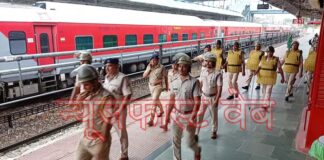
[
  {"x1": 74, "y1": 65, "x2": 115, "y2": 160},
  {"x1": 255, "y1": 46, "x2": 285, "y2": 108},
  {"x1": 224, "y1": 41, "x2": 245, "y2": 100},
  {"x1": 165, "y1": 54, "x2": 202, "y2": 160},
  {"x1": 211, "y1": 40, "x2": 225, "y2": 71},
  {"x1": 69, "y1": 51, "x2": 93, "y2": 104},
  {"x1": 242, "y1": 41, "x2": 264, "y2": 90},
  {"x1": 103, "y1": 58, "x2": 132, "y2": 160},
  {"x1": 196, "y1": 53, "x2": 222, "y2": 139},
  {"x1": 282, "y1": 41, "x2": 303, "y2": 101},
  {"x1": 143, "y1": 53, "x2": 168, "y2": 126},
  {"x1": 160, "y1": 52, "x2": 186, "y2": 131},
  {"x1": 304, "y1": 43, "x2": 318, "y2": 94}
]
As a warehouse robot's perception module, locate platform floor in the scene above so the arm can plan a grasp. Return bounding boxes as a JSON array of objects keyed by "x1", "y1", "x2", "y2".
[{"x1": 11, "y1": 34, "x2": 313, "y2": 160}]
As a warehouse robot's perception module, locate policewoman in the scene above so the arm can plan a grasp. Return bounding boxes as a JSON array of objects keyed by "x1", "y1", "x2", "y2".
[
  {"x1": 255, "y1": 46, "x2": 284, "y2": 107},
  {"x1": 282, "y1": 41, "x2": 303, "y2": 101},
  {"x1": 224, "y1": 41, "x2": 246, "y2": 100},
  {"x1": 243, "y1": 41, "x2": 264, "y2": 90}
]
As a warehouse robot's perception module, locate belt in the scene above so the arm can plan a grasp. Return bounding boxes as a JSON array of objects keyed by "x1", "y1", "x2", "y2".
[
  {"x1": 149, "y1": 83, "x2": 161, "y2": 86},
  {"x1": 285, "y1": 63, "x2": 299, "y2": 67},
  {"x1": 178, "y1": 110, "x2": 193, "y2": 115},
  {"x1": 228, "y1": 64, "x2": 241, "y2": 66},
  {"x1": 260, "y1": 68, "x2": 276, "y2": 71},
  {"x1": 203, "y1": 93, "x2": 216, "y2": 97}
]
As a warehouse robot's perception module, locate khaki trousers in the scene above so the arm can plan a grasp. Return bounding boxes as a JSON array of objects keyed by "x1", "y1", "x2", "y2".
[
  {"x1": 306, "y1": 71, "x2": 314, "y2": 93},
  {"x1": 148, "y1": 84, "x2": 163, "y2": 121},
  {"x1": 228, "y1": 72, "x2": 239, "y2": 95},
  {"x1": 76, "y1": 125, "x2": 112, "y2": 160},
  {"x1": 284, "y1": 72, "x2": 297, "y2": 96},
  {"x1": 172, "y1": 113, "x2": 200, "y2": 160},
  {"x1": 112, "y1": 107, "x2": 129, "y2": 158},
  {"x1": 261, "y1": 84, "x2": 273, "y2": 106},
  {"x1": 196, "y1": 94, "x2": 218, "y2": 135},
  {"x1": 245, "y1": 70, "x2": 259, "y2": 87}
]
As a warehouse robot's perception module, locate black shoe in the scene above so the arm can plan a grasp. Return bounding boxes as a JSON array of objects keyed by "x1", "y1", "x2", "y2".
[
  {"x1": 194, "y1": 135, "x2": 199, "y2": 142},
  {"x1": 285, "y1": 96, "x2": 289, "y2": 102},
  {"x1": 306, "y1": 91, "x2": 309, "y2": 95},
  {"x1": 289, "y1": 93, "x2": 293, "y2": 97},
  {"x1": 226, "y1": 95, "x2": 234, "y2": 100},
  {"x1": 304, "y1": 81, "x2": 307, "y2": 84},
  {"x1": 235, "y1": 94, "x2": 238, "y2": 98},
  {"x1": 242, "y1": 86, "x2": 249, "y2": 90},
  {"x1": 255, "y1": 86, "x2": 260, "y2": 90}
]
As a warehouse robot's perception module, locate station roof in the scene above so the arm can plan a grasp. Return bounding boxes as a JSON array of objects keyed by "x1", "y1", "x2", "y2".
[
  {"x1": 263, "y1": 0, "x2": 323, "y2": 19},
  {"x1": 5, "y1": 0, "x2": 243, "y2": 20}
]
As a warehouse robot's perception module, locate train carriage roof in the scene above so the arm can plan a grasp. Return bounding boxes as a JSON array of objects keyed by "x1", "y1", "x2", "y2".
[
  {"x1": 0, "y1": 1, "x2": 211, "y2": 27},
  {"x1": 205, "y1": 20, "x2": 263, "y2": 28}
]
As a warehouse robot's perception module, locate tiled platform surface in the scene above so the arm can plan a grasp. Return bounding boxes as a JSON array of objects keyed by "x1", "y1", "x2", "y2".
[{"x1": 15, "y1": 34, "x2": 313, "y2": 160}]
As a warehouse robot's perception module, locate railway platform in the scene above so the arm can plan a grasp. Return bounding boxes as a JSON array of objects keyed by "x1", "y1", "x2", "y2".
[{"x1": 3, "y1": 34, "x2": 314, "y2": 160}]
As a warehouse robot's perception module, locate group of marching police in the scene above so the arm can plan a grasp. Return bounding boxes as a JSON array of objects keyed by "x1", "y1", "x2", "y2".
[{"x1": 69, "y1": 35, "x2": 318, "y2": 160}]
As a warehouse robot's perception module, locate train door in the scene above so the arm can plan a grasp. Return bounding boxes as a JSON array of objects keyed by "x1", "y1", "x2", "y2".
[{"x1": 34, "y1": 26, "x2": 55, "y2": 68}]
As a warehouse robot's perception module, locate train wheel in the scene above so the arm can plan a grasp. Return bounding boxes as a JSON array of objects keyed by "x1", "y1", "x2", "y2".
[
  {"x1": 137, "y1": 63, "x2": 146, "y2": 71},
  {"x1": 128, "y1": 64, "x2": 137, "y2": 73}
]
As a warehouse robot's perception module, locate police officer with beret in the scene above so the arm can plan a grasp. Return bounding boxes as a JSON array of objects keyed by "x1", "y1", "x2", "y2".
[
  {"x1": 103, "y1": 58, "x2": 132, "y2": 160},
  {"x1": 143, "y1": 53, "x2": 168, "y2": 126}
]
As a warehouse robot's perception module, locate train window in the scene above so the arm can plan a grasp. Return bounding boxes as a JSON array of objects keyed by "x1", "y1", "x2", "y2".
[
  {"x1": 103, "y1": 35, "x2": 118, "y2": 47},
  {"x1": 40, "y1": 33, "x2": 50, "y2": 53},
  {"x1": 192, "y1": 33, "x2": 197, "y2": 40},
  {"x1": 125, "y1": 35, "x2": 137, "y2": 46},
  {"x1": 143, "y1": 34, "x2": 153, "y2": 44},
  {"x1": 9, "y1": 31, "x2": 26, "y2": 55},
  {"x1": 171, "y1": 33, "x2": 178, "y2": 41},
  {"x1": 200, "y1": 33, "x2": 205, "y2": 39},
  {"x1": 182, "y1": 34, "x2": 188, "y2": 41},
  {"x1": 158, "y1": 34, "x2": 167, "y2": 43},
  {"x1": 75, "y1": 36, "x2": 93, "y2": 50}
]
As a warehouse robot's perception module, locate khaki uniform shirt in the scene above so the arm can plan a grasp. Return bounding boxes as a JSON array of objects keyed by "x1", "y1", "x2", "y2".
[
  {"x1": 103, "y1": 72, "x2": 132, "y2": 99},
  {"x1": 200, "y1": 69, "x2": 223, "y2": 95},
  {"x1": 170, "y1": 75, "x2": 201, "y2": 113},
  {"x1": 81, "y1": 86, "x2": 114, "y2": 146},
  {"x1": 147, "y1": 64, "x2": 166, "y2": 86},
  {"x1": 167, "y1": 69, "x2": 179, "y2": 87}
]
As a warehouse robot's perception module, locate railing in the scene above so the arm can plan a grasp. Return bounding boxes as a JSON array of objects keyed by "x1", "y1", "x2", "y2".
[{"x1": 0, "y1": 31, "x2": 298, "y2": 100}]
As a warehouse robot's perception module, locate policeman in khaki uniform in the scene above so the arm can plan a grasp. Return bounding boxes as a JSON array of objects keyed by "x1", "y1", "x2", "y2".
[
  {"x1": 160, "y1": 53, "x2": 187, "y2": 131},
  {"x1": 103, "y1": 58, "x2": 132, "y2": 160},
  {"x1": 304, "y1": 43, "x2": 318, "y2": 94},
  {"x1": 69, "y1": 51, "x2": 93, "y2": 104},
  {"x1": 224, "y1": 41, "x2": 245, "y2": 100},
  {"x1": 211, "y1": 40, "x2": 225, "y2": 71},
  {"x1": 242, "y1": 42, "x2": 264, "y2": 90},
  {"x1": 282, "y1": 41, "x2": 303, "y2": 101},
  {"x1": 255, "y1": 46, "x2": 285, "y2": 107},
  {"x1": 74, "y1": 65, "x2": 115, "y2": 160},
  {"x1": 165, "y1": 54, "x2": 202, "y2": 160},
  {"x1": 143, "y1": 53, "x2": 168, "y2": 126},
  {"x1": 196, "y1": 53, "x2": 222, "y2": 139}
]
